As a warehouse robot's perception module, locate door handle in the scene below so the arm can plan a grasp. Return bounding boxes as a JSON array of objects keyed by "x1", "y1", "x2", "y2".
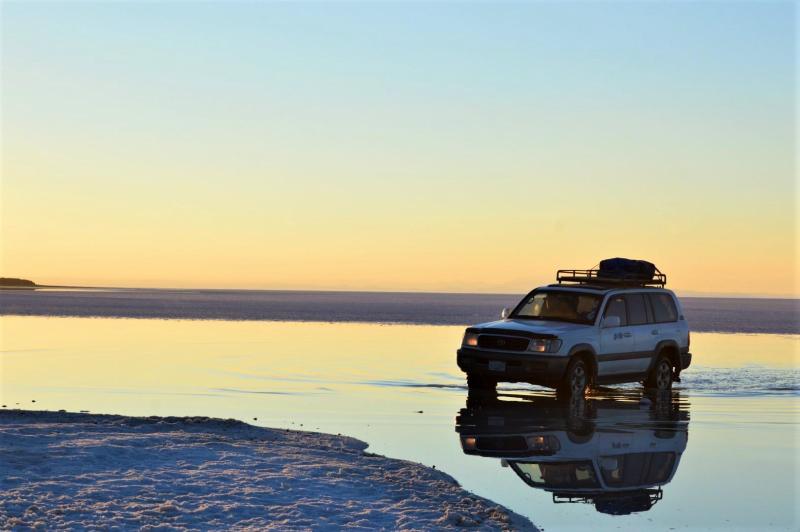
[
  {"x1": 623, "y1": 332, "x2": 633, "y2": 338},
  {"x1": 651, "y1": 330, "x2": 659, "y2": 335}
]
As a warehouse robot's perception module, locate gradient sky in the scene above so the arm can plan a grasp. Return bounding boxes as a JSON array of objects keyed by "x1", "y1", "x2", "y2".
[{"x1": 1, "y1": 1, "x2": 796, "y2": 296}]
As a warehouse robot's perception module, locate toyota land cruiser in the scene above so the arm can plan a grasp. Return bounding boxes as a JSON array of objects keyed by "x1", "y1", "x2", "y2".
[
  {"x1": 456, "y1": 259, "x2": 692, "y2": 396},
  {"x1": 455, "y1": 391, "x2": 689, "y2": 515}
]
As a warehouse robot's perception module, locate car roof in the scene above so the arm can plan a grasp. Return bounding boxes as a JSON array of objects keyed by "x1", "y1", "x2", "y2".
[
  {"x1": 542, "y1": 284, "x2": 672, "y2": 294},
  {"x1": 545, "y1": 284, "x2": 613, "y2": 292}
]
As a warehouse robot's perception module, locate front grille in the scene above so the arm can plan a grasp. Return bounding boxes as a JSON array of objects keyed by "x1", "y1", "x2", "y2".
[
  {"x1": 473, "y1": 358, "x2": 523, "y2": 368},
  {"x1": 477, "y1": 335, "x2": 529, "y2": 351},
  {"x1": 476, "y1": 436, "x2": 528, "y2": 451}
]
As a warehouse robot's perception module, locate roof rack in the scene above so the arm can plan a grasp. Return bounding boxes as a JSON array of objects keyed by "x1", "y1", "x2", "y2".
[
  {"x1": 552, "y1": 488, "x2": 663, "y2": 515},
  {"x1": 556, "y1": 268, "x2": 666, "y2": 288}
]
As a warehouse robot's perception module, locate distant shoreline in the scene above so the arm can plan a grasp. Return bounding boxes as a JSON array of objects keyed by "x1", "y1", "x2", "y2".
[
  {"x1": 1, "y1": 287, "x2": 797, "y2": 334},
  {"x1": 0, "y1": 284, "x2": 90, "y2": 290}
]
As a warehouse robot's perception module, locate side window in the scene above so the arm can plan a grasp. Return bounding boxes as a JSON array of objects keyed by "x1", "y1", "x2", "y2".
[
  {"x1": 648, "y1": 293, "x2": 678, "y2": 323},
  {"x1": 603, "y1": 296, "x2": 627, "y2": 326},
  {"x1": 645, "y1": 452, "x2": 677, "y2": 484},
  {"x1": 625, "y1": 294, "x2": 649, "y2": 325}
]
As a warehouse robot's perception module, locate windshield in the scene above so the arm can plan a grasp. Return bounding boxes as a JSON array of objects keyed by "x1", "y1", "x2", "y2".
[
  {"x1": 512, "y1": 461, "x2": 600, "y2": 489},
  {"x1": 512, "y1": 290, "x2": 601, "y2": 325},
  {"x1": 599, "y1": 453, "x2": 676, "y2": 487}
]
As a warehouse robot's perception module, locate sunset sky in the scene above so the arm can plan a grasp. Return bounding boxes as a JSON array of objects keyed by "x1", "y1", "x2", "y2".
[{"x1": 1, "y1": 2, "x2": 796, "y2": 296}]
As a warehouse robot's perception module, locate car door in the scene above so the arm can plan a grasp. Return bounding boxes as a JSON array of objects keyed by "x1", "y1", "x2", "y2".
[
  {"x1": 597, "y1": 295, "x2": 636, "y2": 376},
  {"x1": 624, "y1": 293, "x2": 656, "y2": 374}
]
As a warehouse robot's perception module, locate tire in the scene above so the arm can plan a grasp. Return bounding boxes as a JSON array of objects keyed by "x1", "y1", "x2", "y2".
[
  {"x1": 558, "y1": 358, "x2": 589, "y2": 398},
  {"x1": 466, "y1": 373, "x2": 497, "y2": 391},
  {"x1": 654, "y1": 423, "x2": 678, "y2": 439},
  {"x1": 645, "y1": 355, "x2": 673, "y2": 391},
  {"x1": 566, "y1": 396, "x2": 593, "y2": 443},
  {"x1": 567, "y1": 427, "x2": 594, "y2": 444}
]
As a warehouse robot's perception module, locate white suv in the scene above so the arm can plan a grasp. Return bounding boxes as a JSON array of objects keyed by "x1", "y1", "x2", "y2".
[
  {"x1": 456, "y1": 393, "x2": 689, "y2": 515},
  {"x1": 457, "y1": 261, "x2": 692, "y2": 396}
]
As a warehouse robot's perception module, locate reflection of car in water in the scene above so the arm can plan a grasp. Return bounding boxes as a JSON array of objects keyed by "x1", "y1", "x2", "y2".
[{"x1": 455, "y1": 391, "x2": 689, "y2": 515}]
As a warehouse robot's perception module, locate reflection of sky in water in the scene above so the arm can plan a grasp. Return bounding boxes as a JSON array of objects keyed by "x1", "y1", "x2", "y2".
[{"x1": 1, "y1": 317, "x2": 798, "y2": 530}]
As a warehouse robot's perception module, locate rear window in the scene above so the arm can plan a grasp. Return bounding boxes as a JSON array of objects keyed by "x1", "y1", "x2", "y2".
[
  {"x1": 625, "y1": 294, "x2": 650, "y2": 325},
  {"x1": 648, "y1": 293, "x2": 678, "y2": 323}
]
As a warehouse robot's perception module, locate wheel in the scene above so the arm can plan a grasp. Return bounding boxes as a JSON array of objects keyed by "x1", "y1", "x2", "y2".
[
  {"x1": 558, "y1": 358, "x2": 588, "y2": 398},
  {"x1": 466, "y1": 373, "x2": 497, "y2": 391},
  {"x1": 566, "y1": 396, "x2": 594, "y2": 443},
  {"x1": 567, "y1": 427, "x2": 594, "y2": 444},
  {"x1": 654, "y1": 424, "x2": 678, "y2": 439},
  {"x1": 645, "y1": 355, "x2": 673, "y2": 391}
]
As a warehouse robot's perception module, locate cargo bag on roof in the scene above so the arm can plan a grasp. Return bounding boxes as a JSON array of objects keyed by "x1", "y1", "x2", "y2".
[{"x1": 598, "y1": 258, "x2": 657, "y2": 281}]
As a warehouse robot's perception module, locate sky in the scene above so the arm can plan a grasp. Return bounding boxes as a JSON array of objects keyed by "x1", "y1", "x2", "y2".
[{"x1": 1, "y1": 1, "x2": 796, "y2": 296}]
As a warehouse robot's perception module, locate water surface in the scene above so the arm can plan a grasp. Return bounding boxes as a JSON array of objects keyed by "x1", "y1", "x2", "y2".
[{"x1": 1, "y1": 317, "x2": 798, "y2": 530}]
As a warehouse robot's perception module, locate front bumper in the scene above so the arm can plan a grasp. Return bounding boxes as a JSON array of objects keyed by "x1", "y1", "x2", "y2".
[{"x1": 457, "y1": 347, "x2": 569, "y2": 386}]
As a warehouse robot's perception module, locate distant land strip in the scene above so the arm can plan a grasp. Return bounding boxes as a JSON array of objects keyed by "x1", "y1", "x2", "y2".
[
  {"x1": 0, "y1": 278, "x2": 36, "y2": 288},
  {"x1": 0, "y1": 278, "x2": 101, "y2": 290}
]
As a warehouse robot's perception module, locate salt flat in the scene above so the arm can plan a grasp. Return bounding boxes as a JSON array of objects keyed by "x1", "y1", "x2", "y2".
[
  {"x1": 1, "y1": 288, "x2": 797, "y2": 334},
  {"x1": 0, "y1": 410, "x2": 534, "y2": 530}
]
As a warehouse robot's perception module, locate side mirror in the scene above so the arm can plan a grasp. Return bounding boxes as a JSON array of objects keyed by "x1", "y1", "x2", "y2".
[
  {"x1": 602, "y1": 315, "x2": 621, "y2": 328},
  {"x1": 500, "y1": 307, "x2": 511, "y2": 319}
]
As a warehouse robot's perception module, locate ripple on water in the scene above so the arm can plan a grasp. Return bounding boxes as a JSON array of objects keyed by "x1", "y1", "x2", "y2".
[{"x1": 365, "y1": 367, "x2": 800, "y2": 397}]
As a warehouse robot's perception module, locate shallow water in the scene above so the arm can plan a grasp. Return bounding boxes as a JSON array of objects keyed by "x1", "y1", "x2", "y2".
[{"x1": 1, "y1": 317, "x2": 798, "y2": 530}]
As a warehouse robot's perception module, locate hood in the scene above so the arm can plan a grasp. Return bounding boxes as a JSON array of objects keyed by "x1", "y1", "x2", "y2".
[{"x1": 469, "y1": 319, "x2": 592, "y2": 336}]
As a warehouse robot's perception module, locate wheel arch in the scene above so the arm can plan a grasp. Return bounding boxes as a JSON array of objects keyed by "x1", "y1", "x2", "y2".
[
  {"x1": 567, "y1": 344, "x2": 598, "y2": 383},
  {"x1": 648, "y1": 340, "x2": 681, "y2": 374}
]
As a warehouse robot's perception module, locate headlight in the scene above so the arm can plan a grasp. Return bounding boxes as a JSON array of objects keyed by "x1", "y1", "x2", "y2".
[
  {"x1": 462, "y1": 332, "x2": 479, "y2": 347},
  {"x1": 528, "y1": 339, "x2": 562, "y2": 353},
  {"x1": 526, "y1": 434, "x2": 561, "y2": 452}
]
